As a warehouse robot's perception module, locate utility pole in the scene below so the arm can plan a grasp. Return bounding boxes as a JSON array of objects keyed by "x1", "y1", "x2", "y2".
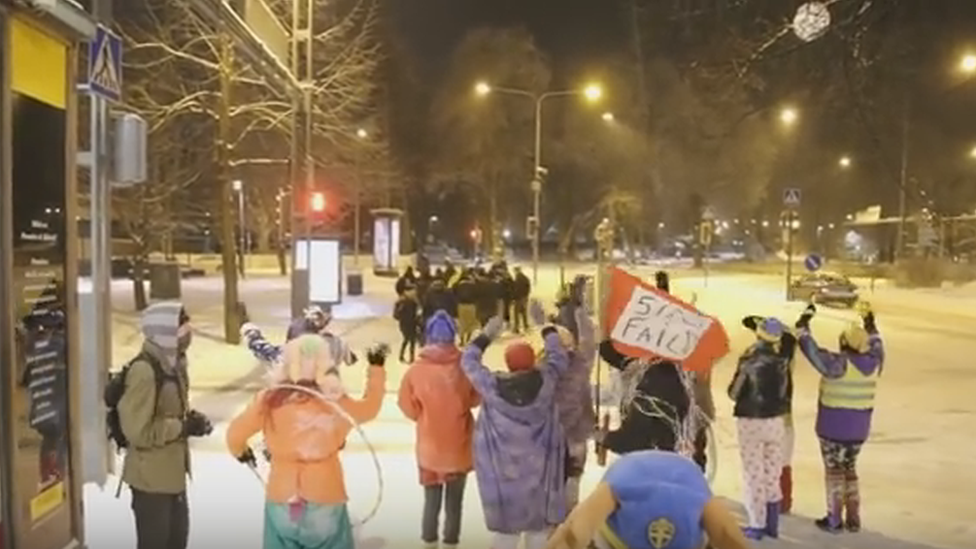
[
  {"x1": 217, "y1": 32, "x2": 241, "y2": 343},
  {"x1": 896, "y1": 96, "x2": 911, "y2": 261}
]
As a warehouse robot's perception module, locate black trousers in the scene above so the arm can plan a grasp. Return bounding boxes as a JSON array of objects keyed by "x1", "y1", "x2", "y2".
[
  {"x1": 422, "y1": 475, "x2": 467, "y2": 545},
  {"x1": 513, "y1": 298, "x2": 529, "y2": 333},
  {"x1": 693, "y1": 427, "x2": 709, "y2": 473},
  {"x1": 399, "y1": 328, "x2": 417, "y2": 362},
  {"x1": 131, "y1": 489, "x2": 189, "y2": 549}
]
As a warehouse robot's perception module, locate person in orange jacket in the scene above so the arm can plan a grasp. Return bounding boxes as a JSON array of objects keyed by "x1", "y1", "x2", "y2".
[
  {"x1": 398, "y1": 311, "x2": 481, "y2": 549},
  {"x1": 226, "y1": 335, "x2": 387, "y2": 549}
]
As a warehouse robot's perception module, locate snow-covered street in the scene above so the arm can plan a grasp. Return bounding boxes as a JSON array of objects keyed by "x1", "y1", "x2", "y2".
[{"x1": 86, "y1": 267, "x2": 976, "y2": 549}]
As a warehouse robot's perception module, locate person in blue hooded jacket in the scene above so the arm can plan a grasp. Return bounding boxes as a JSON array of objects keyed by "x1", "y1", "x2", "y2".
[{"x1": 545, "y1": 450, "x2": 752, "y2": 549}]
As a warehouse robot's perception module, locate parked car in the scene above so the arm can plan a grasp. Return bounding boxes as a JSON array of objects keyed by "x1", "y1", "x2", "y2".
[{"x1": 788, "y1": 272, "x2": 859, "y2": 307}]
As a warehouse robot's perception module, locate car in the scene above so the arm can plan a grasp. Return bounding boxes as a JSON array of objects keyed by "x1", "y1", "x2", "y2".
[{"x1": 788, "y1": 272, "x2": 859, "y2": 307}]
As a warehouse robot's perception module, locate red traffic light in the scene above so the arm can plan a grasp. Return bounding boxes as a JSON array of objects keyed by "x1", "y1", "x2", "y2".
[{"x1": 311, "y1": 192, "x2": 326, "y2": 212}]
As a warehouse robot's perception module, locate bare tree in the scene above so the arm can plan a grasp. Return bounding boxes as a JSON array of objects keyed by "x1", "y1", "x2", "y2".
[{"x1": 115, "y1": 0, "x2": 386, "y2": 341}]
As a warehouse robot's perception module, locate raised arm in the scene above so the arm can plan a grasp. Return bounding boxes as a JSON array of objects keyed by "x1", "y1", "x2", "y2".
[
  {"x1": 461, "y1": 336, "x2": 498, "y2": 397},
  {"x1": 241, "y1": 323, "x2": 282, "y2": 366},
  {"x1": 576, "y1": 309, "x2": 597, "y2": 363},
  {"x1": 796, "y1": 328, "x2": 847, "y2": 379},
  {"x1": 540, "y1": 326, "x2": 570, "y2": 378},
  {"x1": 598, "y1": 340, "x2": 630, "y2": 371}
]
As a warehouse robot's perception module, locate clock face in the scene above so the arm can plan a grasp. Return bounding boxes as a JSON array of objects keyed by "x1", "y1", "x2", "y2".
[{"x1": 793, "y1": 2, "x2": 832, "y2": 42}]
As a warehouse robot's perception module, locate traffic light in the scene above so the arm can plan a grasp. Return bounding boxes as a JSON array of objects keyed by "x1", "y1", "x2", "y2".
[{"x1": 310, "y1": 192, "x2": 326, "y2": 213}]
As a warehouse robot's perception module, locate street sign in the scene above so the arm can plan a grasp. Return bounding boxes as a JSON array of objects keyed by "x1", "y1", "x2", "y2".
[
  {"x1": 89, "y1": 26, "x2": 123, "y2": 101},
  {"x1": 804, "y1": 253, "x2": 823, "y2": 272},
  {"x1": 783, "y1": 188, "x2": 802, "y2": 207},
  {"x1": 699, "y1": 220, "x2": 713, "y2": 247}
]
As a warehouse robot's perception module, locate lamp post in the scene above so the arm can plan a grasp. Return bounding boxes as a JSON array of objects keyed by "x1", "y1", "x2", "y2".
[
  {"x1": 475, "y1": 81, "x2": 603, "y2": 284},
  {"x1": 232, "y1": 179, "x2": 247, "y2": 278},
  {"x1": 780, "y1": 107, "x2": 799, "y2": 299},
  {"x1": 354, "y1": 127, "x2": 368, "y2": 266}
]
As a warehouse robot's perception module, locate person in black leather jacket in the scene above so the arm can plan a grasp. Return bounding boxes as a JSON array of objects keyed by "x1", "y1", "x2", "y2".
[{"x1": 728, "y1": 316, "x2": 792, "y2": 541}]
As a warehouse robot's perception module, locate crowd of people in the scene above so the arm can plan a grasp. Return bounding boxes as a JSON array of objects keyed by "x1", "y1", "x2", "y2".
[
  {"x1": 393, "y1": 260, "x2": 533, "y2": 359},
  {"x1": 104, "y1": 265, "x2": 884, "y2": 549}
]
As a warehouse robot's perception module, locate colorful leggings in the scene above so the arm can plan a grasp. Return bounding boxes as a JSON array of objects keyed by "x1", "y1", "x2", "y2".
[
  {"x1": 736, "y1": 417, "x2": 784, "y2": 528},
  {"x1": 263, "y1": 501, "x2": 353, "y2": 549},
  {"x1": 819, "y1": 438, "x2": 864, "y2": 526}
]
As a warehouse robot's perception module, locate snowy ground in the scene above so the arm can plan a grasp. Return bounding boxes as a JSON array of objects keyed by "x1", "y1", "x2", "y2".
[{"x1": 83, "y1": 266, "x2": 976, "y2": 549}]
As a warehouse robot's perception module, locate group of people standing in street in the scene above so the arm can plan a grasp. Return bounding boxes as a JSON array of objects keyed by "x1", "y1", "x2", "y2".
[
  {"x1": 106, "y1": 262, "x2": 884, "y2": 549},
  {"x1": 394, "y1": 260, "x2": 532, "y2": 362}
]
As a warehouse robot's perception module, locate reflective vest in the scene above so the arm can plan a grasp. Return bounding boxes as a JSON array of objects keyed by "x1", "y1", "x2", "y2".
[{"x1": 819, "y1": 364, "x2": 878, "y2": 410}]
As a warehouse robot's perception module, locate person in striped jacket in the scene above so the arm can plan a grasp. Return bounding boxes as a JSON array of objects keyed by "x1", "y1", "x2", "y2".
[
  {"x1": 241, "y1": 306, "x2": 357, "y2": 371},
  {"x1": 795, "y1": 303, "x2": 884, "y2": 534}
]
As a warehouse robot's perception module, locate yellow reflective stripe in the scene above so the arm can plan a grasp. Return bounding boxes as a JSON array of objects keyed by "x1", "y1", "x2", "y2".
[
  {"x1": 820, "y1": 369, "x2": 878, "y2": 409},
  {"x1": 598, "y1": 522, "x2": 629, "y2": 549}
]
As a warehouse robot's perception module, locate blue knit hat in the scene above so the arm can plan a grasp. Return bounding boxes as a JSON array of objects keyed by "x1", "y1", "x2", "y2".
[
  {"x1": 425, "y1": 310, "x2": 457, "y2": 345},
  {"x1": 756, "y1": 317, "x2": 785, "y2": 342}
]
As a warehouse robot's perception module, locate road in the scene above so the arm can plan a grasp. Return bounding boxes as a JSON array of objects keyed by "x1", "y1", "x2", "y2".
[{"x1": 87, "y1": 271, "x2": 976, "y2": 549}]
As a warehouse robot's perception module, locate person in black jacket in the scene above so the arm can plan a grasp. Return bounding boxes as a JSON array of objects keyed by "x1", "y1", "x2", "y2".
[
  {"x1": 597, "y1": 341, "x2": 693, "y2": 456},
  {"x1": 454, "y1": 271, "x2": 478, "y2": 344},
  {"x1": 511, "y1": 267, "x2": 531, "y2": 334},
  {"x1": 394, "y1": 289, "x2": 421, "y2": 363},
  {"x1": 728, "y1": 316, "x2": 793, "y2": 541}
]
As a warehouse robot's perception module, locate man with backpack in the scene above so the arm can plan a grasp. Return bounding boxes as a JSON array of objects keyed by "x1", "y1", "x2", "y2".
[{"x1": 108, "y1": 302, "x2": 213, "y2": 549}]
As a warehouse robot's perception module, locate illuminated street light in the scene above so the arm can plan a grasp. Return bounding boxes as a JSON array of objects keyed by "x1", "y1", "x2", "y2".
[
  {"x1": 780, "y1": 108, "x2": 798, "y2": 126},
  {"x1": 970, "y1": 145, "x2": 976, "y2": 159},
  {"x1": 602, "y1": 112, "x2": 615, "y2": 122},
  {"x1": 474, "y1": 82, "x2": 491, "y2": 96},
  {"x1": 356, "y1": 128, "x2": 368, "y2": 139},
  {"x1": 839, "y1": 156, "x2": 852, "y2": 168},
  {"x1": 961, "y1": 54, "x2": 976, "y2": 74},
  {"x1": 584, "y1": 83, "x2": 603, "y2": 102}
]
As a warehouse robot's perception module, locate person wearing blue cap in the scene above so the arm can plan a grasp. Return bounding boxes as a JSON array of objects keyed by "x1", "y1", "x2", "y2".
[
  {"x1": 545, "y1": 450, "x2": 752, "y2": 549},
  {"x1": 727, "y1": 317, "x2": 793, "y2": 540}
]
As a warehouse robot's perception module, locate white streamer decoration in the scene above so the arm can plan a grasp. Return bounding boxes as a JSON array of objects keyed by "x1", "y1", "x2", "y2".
[
  {"x1": 793, "y1": 2, "x2": 832, "y2": 42},
  {"x1": 247, "y1": 383, "x2": 384, "y2": 527}
]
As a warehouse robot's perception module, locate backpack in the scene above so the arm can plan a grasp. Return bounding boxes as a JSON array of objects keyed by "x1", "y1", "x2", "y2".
[{"x1": 104, "y1": 352, "x2": 181, "y2": 450}]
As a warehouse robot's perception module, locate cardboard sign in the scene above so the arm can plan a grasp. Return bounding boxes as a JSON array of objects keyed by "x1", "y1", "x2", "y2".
[{"x1": 603, "y1": 268, "x2": 729, "y2": 372}]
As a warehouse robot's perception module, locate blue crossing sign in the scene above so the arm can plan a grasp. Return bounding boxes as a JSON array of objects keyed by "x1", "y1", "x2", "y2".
[
  {"x1": 804, "y1": 253, "x2": 823, "y2": 272},
  {"x1": 783, "y1": 188, "x2": 802, "y2": 207},
  {"x1": 88, "y1": 26, "x2": 123, "y2": 101}
]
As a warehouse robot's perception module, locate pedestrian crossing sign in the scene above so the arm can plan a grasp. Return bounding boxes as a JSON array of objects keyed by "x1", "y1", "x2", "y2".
[
  {"x1": 783, "y1": 188, "x2": 802, "y2": 207},
  {"x1": 88, "y1": 26, "x2": 122, "y2": 101}
]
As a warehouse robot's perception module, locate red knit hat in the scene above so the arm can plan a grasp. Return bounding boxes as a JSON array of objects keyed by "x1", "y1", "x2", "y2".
[{"x1": 504, "y1": 342, "x2": 536, "y2": 372}]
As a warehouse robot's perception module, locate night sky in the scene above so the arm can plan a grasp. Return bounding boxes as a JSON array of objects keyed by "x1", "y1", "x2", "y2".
[{"x1": 389, "y1": 0, "x2": 629, "y2": 76}]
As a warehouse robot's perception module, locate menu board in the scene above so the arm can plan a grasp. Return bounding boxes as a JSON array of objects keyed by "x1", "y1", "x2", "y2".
[{"x1": 11, "y1": 91, "x2": 69, "y2": 525}]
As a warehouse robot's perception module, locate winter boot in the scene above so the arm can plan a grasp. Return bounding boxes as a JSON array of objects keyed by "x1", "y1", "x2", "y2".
[
  {"x1": 779, "y1": 466, "x2": 793, "y2": 514},
  {"x1": 764, "y1": 502, "x2": 781, "y2": 539},
  {"x1": 741, "y1": 527, "x2": 765, "y2": 540},
  {"x1": 814, "y1": 516, "x2": 843, "y2": 534}
]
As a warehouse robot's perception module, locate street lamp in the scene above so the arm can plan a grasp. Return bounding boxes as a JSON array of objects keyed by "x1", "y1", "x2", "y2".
[
  {"x1": 474, "y1": 80, "x2": 604, "y2": 283},
  {"x1": 601, "y1": 112, "x2": 615, "y2": 123},
  {"x1": 839, "y1": 156, "x2": 852, "y2": 168},
  {"x1": 970, "y1": 145, "x2": 976, "y2": 159},
  {"x1": 961, "y1": 54, "x2": 976, "y2": 74},
  {"x1": 353, "y1": 128, "x2": 369, "y2": 266},
  {"x1": 780, "y1": 107, "x2": 798, "y2": 126}
]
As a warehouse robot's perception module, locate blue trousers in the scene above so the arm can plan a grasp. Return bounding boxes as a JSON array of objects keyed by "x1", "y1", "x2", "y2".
[{"x1": 264, "y1": 500, "x2": 354, "y2": 549}]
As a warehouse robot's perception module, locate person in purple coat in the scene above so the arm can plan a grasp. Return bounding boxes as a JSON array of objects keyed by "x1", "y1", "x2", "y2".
[
  {"x1": 794, "y1": 303, "x2": 884, "y2": 534},
  {"x1": 461, "y1": 308, "x2": 570, "y2": 549}
]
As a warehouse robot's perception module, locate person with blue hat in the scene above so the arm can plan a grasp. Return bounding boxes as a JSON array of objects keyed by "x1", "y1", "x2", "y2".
[
  {"x1": 545, "y1": 450, "x2": 752, "y2": 549},
  {"x1": 398, "y1": 310, "x2": 480, "y2": 549},
  {"x1": 728, "y1": 317, "x2": 793, "y2": 540}
]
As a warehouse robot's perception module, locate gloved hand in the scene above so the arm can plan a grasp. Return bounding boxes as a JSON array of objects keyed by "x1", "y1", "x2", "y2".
[
  {"x1": 483, "y1": 316, "x2": 505, "y2": 341},
  {"x1": 863, "y1": 312, "x2": 877, "y2": 333},
  {"x1": 528, "y1": 299, "x2": 547, "y2": 326},
  {"x1": 239, "y1": 322, "x2": 259, "y2": 339},
  {"x1": 237, "y1": 447, "x2": 257, "y2": 468},
  {"x1": 795, "y1": 304, "x2": 816, "y2": 330},
  {"x1": 183, "y1": 409, "x2": 213, "y2": 438},
  {"x1": 366, "y1": 343, "x2": 390, "y2": 367}
]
